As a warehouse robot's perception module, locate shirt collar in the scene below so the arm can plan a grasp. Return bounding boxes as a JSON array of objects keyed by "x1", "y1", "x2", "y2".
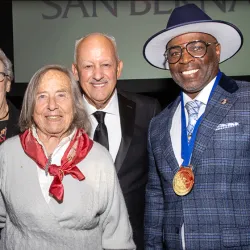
[
  {"x1": 31, "y1": 125, "x2": 77, "y2": 155},
  {"x1": 83, "y1": 89, "x2": 119, "y2": 116},
  {"x1": 183, "y1": 76, "x2": 217, "y2": 106}
]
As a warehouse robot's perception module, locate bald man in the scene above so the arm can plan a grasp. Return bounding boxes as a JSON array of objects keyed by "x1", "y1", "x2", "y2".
[{"x1": 72, "y1": 33, "x2": 161, "y2": 250}]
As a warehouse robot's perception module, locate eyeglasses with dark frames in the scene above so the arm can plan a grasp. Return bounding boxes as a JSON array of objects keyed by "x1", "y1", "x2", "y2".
[
  {"x1": 164, "y1": 40, "x2": 219, "y2": 64},
  {"x1": 0, "y1": 72, "x2": 9, "y2": 82}
]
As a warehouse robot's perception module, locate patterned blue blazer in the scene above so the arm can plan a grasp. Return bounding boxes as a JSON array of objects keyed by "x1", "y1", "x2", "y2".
[{"x1": 145, "y1": 73, "x2": 250, "y2": 250}]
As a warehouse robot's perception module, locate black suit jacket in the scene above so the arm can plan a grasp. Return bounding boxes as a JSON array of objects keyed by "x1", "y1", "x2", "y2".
[{"x1": 115, "y1": 90, "x2": 161, "y2": 250}]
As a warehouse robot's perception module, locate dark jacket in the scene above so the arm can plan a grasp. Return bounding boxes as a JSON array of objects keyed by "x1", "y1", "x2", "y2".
[
  {"x1": 115, "y1": 90, "x2": 161, "y2": 250},
  {"x1": 6, "y1": 100, "x2": 20, "y2": 140}
]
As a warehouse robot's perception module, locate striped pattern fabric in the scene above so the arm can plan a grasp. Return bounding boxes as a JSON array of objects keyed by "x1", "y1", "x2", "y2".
[
  {"x1": 185, "y1": 100, "x2": 202, "y2": 140},
  {"x1": 145, "y1": 73, "x2": 250, "y2": 250}
]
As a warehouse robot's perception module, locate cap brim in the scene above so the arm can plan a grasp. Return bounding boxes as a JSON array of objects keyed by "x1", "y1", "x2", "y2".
[{"x1": 143, "y1": 20, "x2": 243, "y2": 70}]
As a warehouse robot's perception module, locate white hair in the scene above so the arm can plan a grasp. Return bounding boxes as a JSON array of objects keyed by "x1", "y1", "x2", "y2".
[{"x1": 0, "y1": 48, "x2": 13, "y2": 81}]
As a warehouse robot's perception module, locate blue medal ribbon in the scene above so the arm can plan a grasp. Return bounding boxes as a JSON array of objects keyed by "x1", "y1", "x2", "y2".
[{"x1": 181, "y1": 71, "x2": 222, "y2": 166}]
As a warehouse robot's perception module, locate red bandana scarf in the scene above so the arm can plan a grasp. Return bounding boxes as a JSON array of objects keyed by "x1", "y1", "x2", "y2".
[{"x1": 20, "y1": 128, "x2": 93, "y2": 202}]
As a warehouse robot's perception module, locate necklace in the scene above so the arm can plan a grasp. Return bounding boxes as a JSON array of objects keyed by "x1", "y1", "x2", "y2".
[{"x1": 0, "y1": 110, "x2": 9, "y2": 120}]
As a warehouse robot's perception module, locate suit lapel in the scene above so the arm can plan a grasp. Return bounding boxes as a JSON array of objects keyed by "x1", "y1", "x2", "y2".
[
  {"x1": 160, "y1": 74, "x2": 239, "y2": 174},
  {"x1": 161, "y1": 96, "x2": 182, "y2": 173},
  {"x1": 114, "y1": 93, "x2": 136, "y2": 173},
  {"x1": 191, "y1": 74, "x2": 239, "y2": 167}
]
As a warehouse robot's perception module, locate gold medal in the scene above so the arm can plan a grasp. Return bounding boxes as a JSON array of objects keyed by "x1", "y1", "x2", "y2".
[{"x1": 173, "y1": 166, "x2": 194, "y2": 196}]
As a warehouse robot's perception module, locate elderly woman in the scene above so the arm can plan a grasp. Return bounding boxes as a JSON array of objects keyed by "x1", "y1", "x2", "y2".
[
  {"x1": 0, "y1": 64, "x2": 135, "y2": 250},
  {"x1": 0, "y1": 49, "x2": 20, "y2": 144}
]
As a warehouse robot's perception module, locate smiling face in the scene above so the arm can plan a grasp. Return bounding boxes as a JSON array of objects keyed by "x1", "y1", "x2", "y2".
[
  {"x1": 72, "y1": 34, "x2": 123, "y2": 109},
  {"x1": 167, "y1": 32, "x2": 221, "y2": 99},
  {"x1": 33, "y1": 69, "x2": 74, "y2": 139}
]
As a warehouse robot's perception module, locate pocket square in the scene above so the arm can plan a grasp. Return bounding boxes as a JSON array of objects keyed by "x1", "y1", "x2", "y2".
[{"x1": 216, "y1": 122, "x2": 239, "y2": 131}]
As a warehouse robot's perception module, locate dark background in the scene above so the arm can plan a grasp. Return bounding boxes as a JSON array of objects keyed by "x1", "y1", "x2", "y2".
[{"x1": 1, "y1": 2, "x2": 250, "y2": 110}]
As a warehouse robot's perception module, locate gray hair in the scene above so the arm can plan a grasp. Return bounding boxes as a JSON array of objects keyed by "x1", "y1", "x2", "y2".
[
  {"x1": 19, "y1": 64, "x2": 90, "y2": 134},
  {"x1": 73, "y1": 32, "x2": 119, "y2": 63},
  {"x1": 0, "y1": 48, "x2": 14, "y2": 81}
]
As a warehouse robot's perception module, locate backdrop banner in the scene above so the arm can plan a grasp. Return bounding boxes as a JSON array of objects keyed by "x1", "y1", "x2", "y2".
[{"x1": 12, "y1": 1, "x2": 250, "y2": 82}]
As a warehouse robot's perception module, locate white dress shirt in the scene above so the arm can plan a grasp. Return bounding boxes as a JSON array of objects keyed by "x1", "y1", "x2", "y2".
[
  {"x1": 82, "y1": 89, "x2": 122, "y2": 162},
  {"x1": 170, "y1": 76, "x2": 216, "y2": 249},
  {"x1": 32, "y1": 127, "x2": 76, "y2": 203}
]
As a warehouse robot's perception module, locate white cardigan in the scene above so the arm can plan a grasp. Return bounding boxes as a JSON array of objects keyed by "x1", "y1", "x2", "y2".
[{"x1": 0, "y1": 135, "x2": 136, "y2": 250}]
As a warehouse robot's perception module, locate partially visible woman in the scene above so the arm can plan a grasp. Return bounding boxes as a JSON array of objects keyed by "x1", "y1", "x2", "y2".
[
  {"x1": 0, "y1": 49, "x2": 20, "y2": 144},
  {"x1": 0, "y1": 64, "x2": 135, "y2": 250}
]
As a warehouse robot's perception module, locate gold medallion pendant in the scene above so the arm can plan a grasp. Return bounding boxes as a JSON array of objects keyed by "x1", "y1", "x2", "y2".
[{"x1": 173, "y1": 166, "x2": 194, "y2": 196}]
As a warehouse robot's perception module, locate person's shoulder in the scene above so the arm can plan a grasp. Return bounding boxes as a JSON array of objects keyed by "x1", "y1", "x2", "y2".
[
  {"x1": 1, "y1": 135, "x2": 20, "y2": 146},
  {"x1": 234, "y1": 81, "x2": 250, "y2": 101},
  {"x1": 150, "y1": 97, "x2": 179, "y2": 127},
  {"x1": 118, "y1": 89, "x2": 159, "y2": 105},
  {"x1": 220, "y1": 74, "x2": 250, "y2": 93},
  {"x1": 235, "y1": 80, "x2": 250, "y2": 88},
  {"x1": 88, "y1": 141, "x2": 114, "y2": 165},
  {"x1": 117, "y1": 89, "x2": 162, "y2": 118},
  {"x1": 85, "y1": 141, "x2": 117, "y2": 178},
  {"x1": 227, "y1": 77, "x2": 250, "y2": 97},
  {"x1": 0, "y1": 135, "x2": 20, "y2": 154}
]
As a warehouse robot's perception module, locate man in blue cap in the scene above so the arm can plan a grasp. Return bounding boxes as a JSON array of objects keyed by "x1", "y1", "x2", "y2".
[{"x1": 143, "y1": 3, "x2": 250, "y2": 250}]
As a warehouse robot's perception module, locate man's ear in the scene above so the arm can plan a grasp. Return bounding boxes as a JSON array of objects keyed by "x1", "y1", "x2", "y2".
[
  {"x1": 71, "y1": 64, "x2": 79, "y2": 81},
  {"x1": 215, "y1": 43, "x2": 221, "y2": 62},
  {"x1": 116, "y1": 60, "x2": 123, "y2": 79}
]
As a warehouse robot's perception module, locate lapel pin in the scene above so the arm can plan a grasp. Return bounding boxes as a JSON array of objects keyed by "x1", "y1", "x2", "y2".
[{"x1": 221, "y1": 99, "x2": 228, "y2": 105}]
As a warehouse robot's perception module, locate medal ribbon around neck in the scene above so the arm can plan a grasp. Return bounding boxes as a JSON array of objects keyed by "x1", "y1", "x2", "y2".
[{"x1": 173, "y1": 71, "x2": 222, "y2": 196}]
